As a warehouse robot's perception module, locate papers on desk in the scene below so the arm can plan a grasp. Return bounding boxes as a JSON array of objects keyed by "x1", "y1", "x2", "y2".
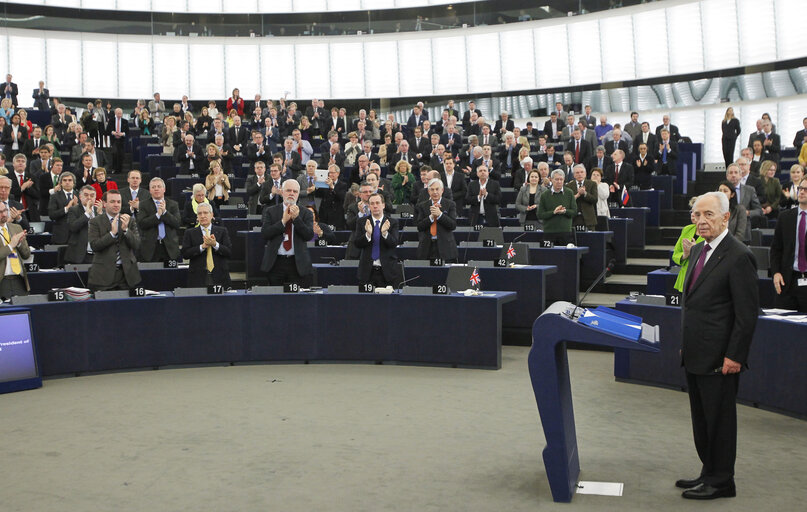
[
  {"x1": 576, "y1": 481, "x2": 624, "y2": 497},
  {"x1": 763, "y1": 308, "x2": 798, "y2": 315},
  {"x1": 765, "y1": 315, "x2": 807, "y2": 323}
]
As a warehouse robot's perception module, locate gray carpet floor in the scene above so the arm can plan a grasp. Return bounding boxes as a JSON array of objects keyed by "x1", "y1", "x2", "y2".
[{"x1": 2, "y1": 347, "x2": 805, "y2": 512}]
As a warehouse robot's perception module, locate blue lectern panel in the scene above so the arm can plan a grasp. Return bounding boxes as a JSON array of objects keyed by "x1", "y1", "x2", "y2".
[{"x1": 0, "y1": 309, "x2": 42, "y2": 394}]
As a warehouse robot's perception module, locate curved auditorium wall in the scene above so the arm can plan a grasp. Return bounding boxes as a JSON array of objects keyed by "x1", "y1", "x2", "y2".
[{"x1": 0, "y1": 0, "x2": 804, "y2": 101}]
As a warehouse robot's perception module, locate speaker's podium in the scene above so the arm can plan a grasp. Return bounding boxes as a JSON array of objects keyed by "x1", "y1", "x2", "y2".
[{"x1": 528, "y1": 301, "x2": 660, "y2": 502}]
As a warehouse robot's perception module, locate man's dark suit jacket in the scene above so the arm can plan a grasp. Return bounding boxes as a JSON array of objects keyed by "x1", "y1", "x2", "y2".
[
  {"x1": 681, "y1": 234, "x2": 758, "y2": 374},
  {"x1": 604, "y1": 139, "x2": 629, "y2": 156},
  {"x1": 415, "y1": 198, "x2": 458, "y2": 261},
  {"x1": 603, "y1": 162, "x2": 635, "y2": 191},
  {"x1": 466, "y1": 179, "x2": 501, "y2": 227},
  {"x1": 181, "y1": 224, "x2": 232, "y2": 287},
  {"x1": 440, "y1": 133, "x2": 462, "y2": 155},
  {"x1": 245, "y1": 175, "x2": 265, "y2": 215},
  {"x1": 2, "y1": 125, "x2": 27, "y2": 154},
  {"x1": 655, "y1": 139, "x2": 679, "y2": 174},
  {"x1": 227, "y1": 125, "x2": 250, "y2": 151},
  {"x1": 260, "y1": 203, "x2": 314, "y2": 277},
  {"x1": 566, "y1": 139, "x2": 592, "y2": 165},
  {"x1": 493, "y1": 119, "x2": 515, "y2": 134},
  {"x1": 2, "y1": 81, "x2": 18, "y2": 106},
  {"x1": 87, "y1": 214, "x2": 141, "y2": 290},
  {"x1": 246, "y1": 143, "x2": 272, "y2": 170},
  {"x1": 119, "y1": 187, "x2": 146, "y2": 216},
  {"x1": 173, "y1": 142, "x2": 204, "y2": 173},
  {"x1": 353, "y1": 214, "x2": 403, "y2": 286},
  {"x1": 388, "y1": 152, "x2": 420, "y2": 172},
  {"x1": 442, "y1": 172, "x2": 468, "y2": 210},
  {"x1": 634, "y1": 132, "x2": 658, "y2": 153},
  {"x1": 317, "y1": 151, "x2": 344, "y2": 172},
  {"x1": 315, "y1": 180, "x2": 348, "y2": 230},
  {"x1": 655, "y1": 124, "x2": 680, "y2": 142},
  {"x1": 770, "y1": 207, "x2": 806, "y2": 301},
  {"x1": 9, "y1": 170, "x2": 40, "y2": 222},
  {"x1": 587, "y1": 155, "x2": 613, "y2": 173},
  {"x1": 136, "y1": 196, "x2": 181, "y2": 261},
  {"x1": 410, "y1": 136, "x2": 431, "y2": 162},
  {"x1": 565, "y1": 179, "x2": 598, "y2": 227},
  {"x1": 744, "y1": 174, "x2": 765, "y2": 201},
  {"x1": 51, "y1": 114, "x2": 74, "y2": 139},
  {"x1": 105, "y1": 117, "x2": 129, "y2": 143},
  {"x1": 542, "y1": 119, "x2": 565, "y2": 142},
  {"x1": 65, "y1": 204, "x2": 94, "y2": 263},
  {"x1": 47, "y1": 190, "x2": 73, "y2": 244},
  {"x1": 461, "y1": 109, "x2": 482, "y2": 130},
  {"x1": 38, "y1": 172, "x2": 60, "y2": 216}
]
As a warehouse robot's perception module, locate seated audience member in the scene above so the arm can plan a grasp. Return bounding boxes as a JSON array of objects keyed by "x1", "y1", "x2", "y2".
[
  {"x1": 416, "y1": 178, "x2": 458, "y2": 262},
  {"x1": 47, "y1": 171, "x2": 78, "y2": 244},
  {"x1": 354, "y1": 192, "x2": 402, "y2": 288},
  {"x1": 466, "y1": 165, "x2": 501, "y2": 227},
  {"x1": 716, "y1": 180, "x2": 748, "y2": 243},
  {"x1": 0, "y1": 199, "x2": 31, "y2": 299},
  {"x1": 315, "y1": 164, "x2": 348, "y2": 230},
  {"x1": 183, "y1": 183, "x2": 219, "y2": 227},
  {"x1": 246, "y1": 160, "x2": 267, "y2": 215},
  {"x1": 65, "y1": 185, "x2": 101, "y2": 264},
  {"x1": 391, "y1": 160, "x2": 416, "y2": 206},
  {"x1": 181, "y1": 202, "x2": 232, "y2": 288},
  {"x1": 205, "y1": 160, "x2": 231, "y2": 208},
  {"x1": 566, "y1": 164, "x2": 598, "y2": 232},
  {"x1": 87, "y1": 189, "x2": 141, "y2": 291},
  {"x1": 537, "y1": 169, "x2": 577, "y2": 245},
  {"x1": 137, "y1": 177, "x2": 181, "y2": 263},
  {"x1": 516, "y1": 169, "x2": 547, "y2": 228},
  {"x1": 260, "y1": 179, "x2": 314, "y2": 287},
  {"x1": 306, "y1": 205, "x2": 336, "y2": 245}
]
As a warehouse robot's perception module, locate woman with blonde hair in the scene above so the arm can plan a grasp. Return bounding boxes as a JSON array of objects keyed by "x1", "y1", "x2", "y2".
[
  {"x1": 161, "y1": 116, "x2": 178, "y2": 155},
  {"x1": 721, "y1": 107, "x2": 741, "y2": 167},
  {"x1": 781, "y1": 164, "x2": 804, "y2": 209},
  {"x1": 344, "y1": 131, "x2": 362, "y2": 167},
  {"x1": 390, "y1": 160, "x2": 416, "y2": 205},
  {"x1": 0, "y1": 98, "x2": 13, "y2": 123},
  {"x1": 759, "y1": 160, "x2": 782, "y2": 219},
  {"x1": 205, "y1": 160, "x2": 231, "y2": 208},
  {"x1": 201, "y1": 142, "x2": 222, "y2": 173}
]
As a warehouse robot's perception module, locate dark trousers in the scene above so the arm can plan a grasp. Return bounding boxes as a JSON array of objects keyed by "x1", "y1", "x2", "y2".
[
  {"x1": 364, "y1": 266, "x2": 391, "y2": 288},
  {"x1": 268, "y1": 255, "x2": 311, "y2": 287},
  {"x1": 722, "y1": 138, "x2": 737, "y2": 167},
  {"x1": 686, "y1": 371, "x2": 739, "y2": 487},
  {"x1": 0, "y1": 274, "x2": 28, "y2": 299},
  {"x1": 774, "y1": 278, "x2": 807, "y2": 313},
  {"x1": 91, "y1": 266, "x2": 129, "y2": 291},
  {"x1": 151, "y1": 241, "x2": 170, "y2": 262},
  {"x1": 545, "y1": 231, "x2": 575, "y2": 246},
  {"x1": 110, "y1": 140, "x2": 124, "y2": 172},
  {"x1": 425, "y1": 238, "x2": 457, "y2": 263}
]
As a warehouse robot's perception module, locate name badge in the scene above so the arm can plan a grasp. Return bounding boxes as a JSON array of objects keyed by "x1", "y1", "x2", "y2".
[{"x1": 798, "y1": 278, "x2": 807, "y2": 287}]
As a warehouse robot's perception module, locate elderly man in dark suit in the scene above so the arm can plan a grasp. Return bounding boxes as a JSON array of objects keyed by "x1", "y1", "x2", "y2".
[
  {"x1": 0, "y1": 200, "x2": 31, "y2": 299},
  {"x1": 173, "y1": 133, "x2": 204, "y2": 174},
  {"x1": 0, "y1": 176, "x2": 29, "y2": 233},
  {"x1": 770, "y1": 182, "x2": 807, "y2": 312},
  {"x1": 181, "y1": 202, "x2": 232, "y2": 288},
  {"x1": 566, "y1": 164, "x2": 598, "y2": 231},
  {"x1": 137, "y1": 177, "x2": 181, "y2": 263},
  {"x1": 261, "y1": 179, "x2": 314, "y2": 287},
  {"x1": 2, "y1": 74, "x2": 18, "y2": 107},
  {"x1": 87, "y1": 189, "x2": 141, "y2": 291},
  {"x1": 65, "y1": 185, "x2": 101, "y2": 264},
  {"x1": 315, "y1": 165, "x2": 348, "y2": 231},
  {"x1": 725, "y1": 163, "x2": 761, "y2": 242},
  {"x1": 677, "y1": 191, "x2": 758, "y2": 500},
  {"x1": 32, "y1": 81, "x2": 50, "y2": 111},
  {"x1": 354, "y1": 192, "x2": 402, "y2": 288},
  {"x1": 416, "y1": 178, "x2": 458, "y2": 263},
  {"x1": 466, "y1": 165, "x2": 501, "y2": 227},
  {"x1": 105, "y1": 108, "x2": 129, "y2": 174}
]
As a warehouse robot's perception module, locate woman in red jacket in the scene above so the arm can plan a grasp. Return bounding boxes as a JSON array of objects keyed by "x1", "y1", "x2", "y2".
[
  {"x1": 91, "y1": 167, "x2": 118, "y2": 198},
  {"x1": 226, "y1": 88, "x2": 244, "y2": 117}
]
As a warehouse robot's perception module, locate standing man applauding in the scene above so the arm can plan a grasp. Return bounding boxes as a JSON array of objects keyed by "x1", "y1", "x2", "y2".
[
  {"x1": 87, "y1": 189, "x2": 141, "y2": 291},
  {"x1": 261, "y1": 179, "x2": 314, "y2": 287},
  {"x1": 0, "y1": 200, "x2": 30, "y2": 299}
]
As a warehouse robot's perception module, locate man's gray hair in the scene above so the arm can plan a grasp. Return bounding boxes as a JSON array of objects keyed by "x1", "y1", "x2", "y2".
[
  {"x1": 427, "y1": 178, "x2": 443, "y2": 190},
  {"x1": 196, "y1": 203, "x2": 213, "y2": 213},
  {"x1": 150, "y1": 177, "x2": 166, "y2": 187},
  {"x1": 573, "y1": 164, "x2": 586, "y2": 173},
  {"x1": 695, "y1": 191, "x2": 730, "y2": 215},
  {"x1": 521, "y1": 156, "x2": 533, "y2": 166},
  {"x1": 550, "y1": 169, "x2": 565, "y2": 180}
]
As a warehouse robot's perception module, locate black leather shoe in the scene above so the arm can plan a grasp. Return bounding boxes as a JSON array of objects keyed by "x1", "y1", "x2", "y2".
[
  {"x1": 675, "y1": 476, "x2": 703, "y2": 489},
  {"x1": 682, "y1": 482, "x2": 736, "y2": 500}
]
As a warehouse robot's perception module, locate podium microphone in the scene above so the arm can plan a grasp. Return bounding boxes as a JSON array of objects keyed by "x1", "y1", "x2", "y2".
[
  {"x1": 397, "y1": 274, "x2": 420, "y2": 290},
  {"x1": 570, "y1": 258, "x2": 616, "y2": 320}
]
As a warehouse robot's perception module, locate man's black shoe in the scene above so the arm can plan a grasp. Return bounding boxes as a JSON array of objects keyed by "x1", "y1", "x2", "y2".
[
  {"x1": 675, "y1": 476, "x2": 703, "y2": 489},
  {"x1": 682, "y1": 482, "x2": 736, "y2": 500}
]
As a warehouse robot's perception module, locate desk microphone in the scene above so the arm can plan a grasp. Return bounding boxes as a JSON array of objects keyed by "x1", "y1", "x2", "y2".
[
  {"x1": 73, "y1": 266, "x2": 87, "y2": 289},
  {"x1": 397, "y1": 274, "x2": 420, "y2": 290},
  {"x1": 569, "y1": 258, "x2": 616, "y2": 320},
  {"x1": 322, "y1": 256, "x2": 340, "y2": 266},
  {"x1": 511, "y1": 231, "x2": 528, "y2": 244}
]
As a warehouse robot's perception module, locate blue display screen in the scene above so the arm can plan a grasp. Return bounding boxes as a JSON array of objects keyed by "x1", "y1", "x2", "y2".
[{"x1": 0, "y1": 311, "x2": 40, "y2": 389}]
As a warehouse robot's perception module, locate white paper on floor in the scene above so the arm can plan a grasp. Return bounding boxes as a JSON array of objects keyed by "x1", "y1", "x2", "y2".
[{"x1": 576, "y1": 481, "x2": 624, "y2": 496}]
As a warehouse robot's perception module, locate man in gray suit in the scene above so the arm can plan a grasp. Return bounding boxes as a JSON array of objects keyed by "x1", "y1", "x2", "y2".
[
  {"x1": 87, "y1": 189, "x2": 141, "y2": 291},
  {"x1": 260, "y1": 179, "x2": 314, "y2": 287},
  {"x1": 65, "y1": 185, "x2": 101, "y2": 264},
  {"x1": 137, "y1": 177, "x2": 181, "y2": 263},
  {"x1": 726, "y1": 163, "x2": 761, "y2": 241}
]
